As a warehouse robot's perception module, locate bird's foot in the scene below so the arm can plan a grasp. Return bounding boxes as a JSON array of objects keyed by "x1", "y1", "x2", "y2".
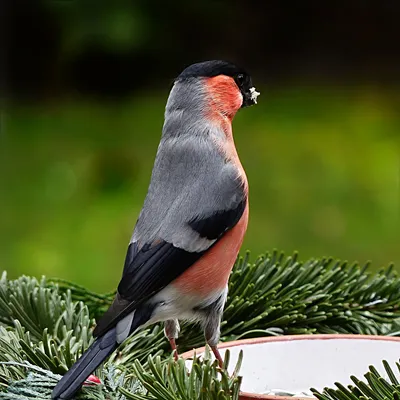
[
  {"x1": 211, "y1": 346, "x2": 224, "y2": 369},
  {"x1": 169, "y1": 338, "x2": 179, "y2": 361}
]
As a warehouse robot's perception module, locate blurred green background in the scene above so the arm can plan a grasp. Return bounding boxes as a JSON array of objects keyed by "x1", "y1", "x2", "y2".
[{"x1": 2, "y1": 1, "x2": 400, "y2": 292}]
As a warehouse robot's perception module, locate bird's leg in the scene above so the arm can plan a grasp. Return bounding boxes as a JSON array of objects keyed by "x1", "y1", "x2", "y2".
[
  {"x1": 169, "y1": 339, "x2": 178, "y2": 361},
  {"x1": 164, "y1": 319, "x2": 180, "y2": 361},
  {"x1": 204, "y1": 312, "x2": 224, "y2": 368},
  {"x1": 201, "y1": 287, "x2": 228, "y2": 369},
  {"x1": 211, "y1": 345, "x2": 224, "y2": 368}
]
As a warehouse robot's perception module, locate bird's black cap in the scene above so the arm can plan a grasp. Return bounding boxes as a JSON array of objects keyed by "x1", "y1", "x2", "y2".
[{"x1": 177, "y1": 60, "x2": 248, "y2": 80}]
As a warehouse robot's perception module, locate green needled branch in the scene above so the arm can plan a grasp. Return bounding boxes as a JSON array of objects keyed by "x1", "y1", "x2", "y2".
[
  {"x1": 312, "y1": 359, "x2": 400, "y2": 400},
  {"x1": 0, "y1": 251, "x2": 400, "y2": 399},
  {"x1": 0, "y1": 350, "x2": 241, "y2": 400}
]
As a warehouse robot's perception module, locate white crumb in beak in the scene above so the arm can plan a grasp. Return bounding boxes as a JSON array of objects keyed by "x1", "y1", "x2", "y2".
[{"x1": 249, "y1": 87, "x2": 260, "y2": 104}]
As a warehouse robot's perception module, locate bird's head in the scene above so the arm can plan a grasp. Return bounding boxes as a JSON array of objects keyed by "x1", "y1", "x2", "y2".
[{"x1": 167, "y1": 60, "x2": 259, "y2": 122}]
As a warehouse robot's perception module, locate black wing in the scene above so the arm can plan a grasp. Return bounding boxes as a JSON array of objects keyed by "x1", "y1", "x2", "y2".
[{"x1": 93, "y1": 197, "x2": 247, "y2": 338}]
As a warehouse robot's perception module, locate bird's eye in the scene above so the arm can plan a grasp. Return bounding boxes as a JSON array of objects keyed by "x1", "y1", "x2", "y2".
[{"x1": 236, "y1": 74, "x2": 245, "y2": 86}]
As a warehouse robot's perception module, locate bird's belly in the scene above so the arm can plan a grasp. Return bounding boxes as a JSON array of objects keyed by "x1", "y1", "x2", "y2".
[
  {"x1": 172, "y1": 202, "x2": 249, "y2": 297},
  {"x1": 147, "y1": 286, "x2": 227, "y2": 325}
]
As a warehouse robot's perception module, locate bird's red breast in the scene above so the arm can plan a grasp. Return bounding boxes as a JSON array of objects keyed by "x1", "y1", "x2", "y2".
[
  {"x1": 205, "y1": 75, "x2": 247, "y2": 188},
  {"x1": 172, "y1": 200, "x2": 248, "y2": 296}
]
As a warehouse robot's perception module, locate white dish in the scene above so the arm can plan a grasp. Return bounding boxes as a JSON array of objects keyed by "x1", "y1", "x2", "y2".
[{"x1": 183, "y1": 335, "x2": 400, "y2": 398}]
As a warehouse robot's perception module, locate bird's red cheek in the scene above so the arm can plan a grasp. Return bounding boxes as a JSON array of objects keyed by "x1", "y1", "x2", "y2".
[{"x1": 205, "y1": 76, "x2": 243, "y2": 121}]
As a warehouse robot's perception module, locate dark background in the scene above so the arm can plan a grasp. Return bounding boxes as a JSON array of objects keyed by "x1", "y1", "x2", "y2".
[
  {"x1": 6, "y1": 1, "x2": 400, "y2": 98},
  {"x1": 2, "y1": 0, "x2": 400, "y2": 291}
]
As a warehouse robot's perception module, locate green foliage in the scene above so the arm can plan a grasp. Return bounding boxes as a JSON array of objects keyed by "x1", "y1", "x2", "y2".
[
  {"x1": 0, "y1": 272, "x2": 93, "y2": 383},
  {"x1": 0, "y1": 361, "x2": 142, "y2": 399},
  {"x1": 0, "y1": 352, "x2": 240, "y2": 400},
  {"x1": 0, "y1": 363, "x2": 61, "y2": 399},
  {"x1": 312, "y1": 360, "x2": 400, "y2": 400},
  {"x1": 120, "y1": 349, "x2": 242, "y2": 400},
  {"x1": 1, "y1": 251, "x2": 400, "y2": 399}
]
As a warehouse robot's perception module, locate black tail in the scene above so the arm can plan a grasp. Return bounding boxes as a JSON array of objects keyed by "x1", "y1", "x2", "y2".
[{"x1": 52, "y1": 328, "x2": 118, "y2": 400}]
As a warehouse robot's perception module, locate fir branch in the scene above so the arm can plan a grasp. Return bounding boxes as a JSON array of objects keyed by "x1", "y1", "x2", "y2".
[
  {"x1": 311, "y1": 359, "x2": 400, "y2": 400},
  {"x1": 0, "y1": 351, "x2": 241, "y2": 400},
  {"x1": 119, "y1": 348, "x2": 242, "y2": 400},
  {"x1": 0, "y1": 273, "x2": 95, "y2": 341},
  {"x1": 0, "y1": 361, "x2": 144, "y2": 399},
  {"x1": 1, "y1": 251, "x2": 400, "y2": 398},
  {"x1": 0, "y1": 273, "x2": 94, "y2": 383},
  {"x1": 46, "y1": 279, "x2": 114, "y2": 322}
]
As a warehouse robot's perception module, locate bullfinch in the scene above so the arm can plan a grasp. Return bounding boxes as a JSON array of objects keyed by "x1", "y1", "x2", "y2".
[{"x1": 52, "y1": 60, "x2": 259, "y2": 400}]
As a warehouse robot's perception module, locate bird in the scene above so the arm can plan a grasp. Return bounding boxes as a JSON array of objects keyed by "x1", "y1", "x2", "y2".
[{"x1": 52, "y1": 60, "x2": 259, "y2": 400}]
